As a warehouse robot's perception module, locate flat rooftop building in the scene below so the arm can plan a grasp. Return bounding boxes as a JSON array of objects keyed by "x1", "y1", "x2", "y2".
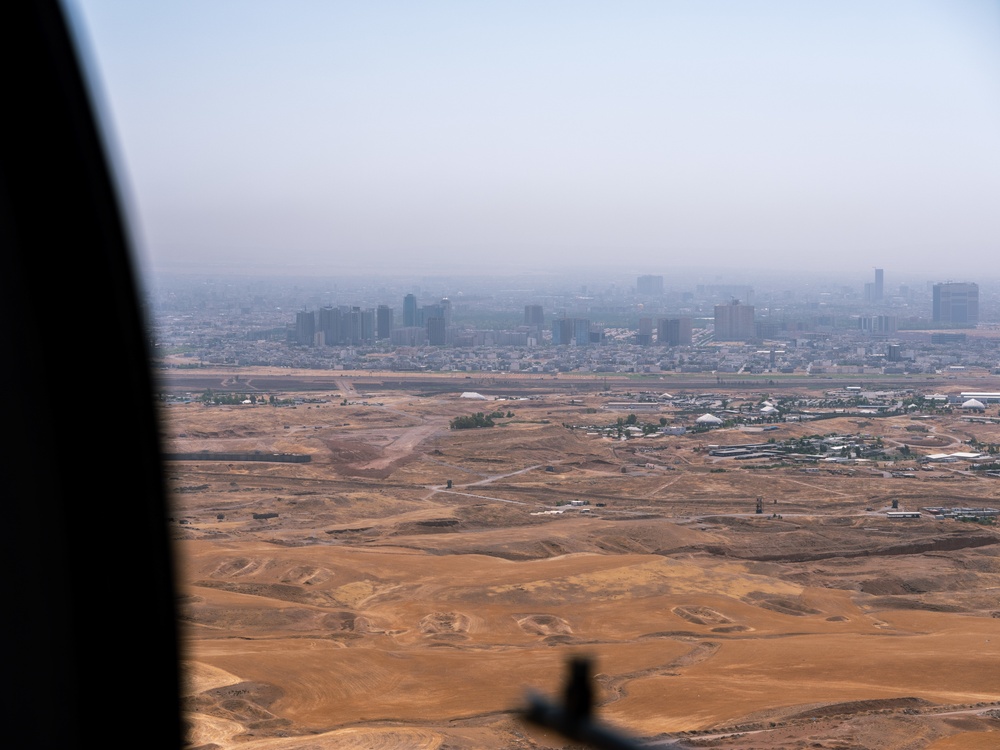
[
  {"x1": 932, "y1": 282, "x2": 979, "y2": 326},
  {"x1": 658, "y1": 317, "x2": 692, "y2": 346},
  {"x1": 714, "y1": 300, "x2": 755, "y2": 341}
]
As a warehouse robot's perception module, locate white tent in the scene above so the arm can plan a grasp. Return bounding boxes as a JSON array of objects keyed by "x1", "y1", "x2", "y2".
[
  {"x1": 696, "y1": 413, "x2": 724, "y2": 425},
  {"x1": 460, "y1": 391, "x2": 488, "y2": 400}
]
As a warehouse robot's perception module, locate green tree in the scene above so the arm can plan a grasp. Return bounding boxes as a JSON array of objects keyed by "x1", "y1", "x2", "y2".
[{"x1": 450, "y1": 412, "x2": 497, "y2": 429}]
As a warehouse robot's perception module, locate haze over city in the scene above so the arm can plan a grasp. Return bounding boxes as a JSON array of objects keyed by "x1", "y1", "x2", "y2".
[
  {"x1": 42, "y1": 5, "x2": 1000, "y2": 747},
  {"x1": 72, "y1": 0, "x2": 1000, "y2": 278}
]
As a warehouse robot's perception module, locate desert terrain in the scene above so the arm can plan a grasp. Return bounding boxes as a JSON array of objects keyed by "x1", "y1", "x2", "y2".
[{"x1": 162, "y1": 370, "x2": 1000, "y2": 749}]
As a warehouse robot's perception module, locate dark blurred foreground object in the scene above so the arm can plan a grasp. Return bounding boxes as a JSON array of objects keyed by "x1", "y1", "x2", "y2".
[
  {"x1": 1, "y1": 3, "x2": 180, "y2": 748},
  {"x1": 523, "y1": 658, "x2": 682, "y2": 750}
]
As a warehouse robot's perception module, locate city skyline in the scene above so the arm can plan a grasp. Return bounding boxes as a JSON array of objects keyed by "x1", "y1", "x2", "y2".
[
  {"x1": 153, "y1": 265, "x2": 1000, "y2": 384},
  {"x1": 217, "y1": 267, "x2": 993, "y2": 358}
]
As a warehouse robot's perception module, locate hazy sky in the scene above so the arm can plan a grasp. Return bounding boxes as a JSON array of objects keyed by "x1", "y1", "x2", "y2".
[{"x1": 71, "y1": 1, "x2": 1000, "y2": 277}]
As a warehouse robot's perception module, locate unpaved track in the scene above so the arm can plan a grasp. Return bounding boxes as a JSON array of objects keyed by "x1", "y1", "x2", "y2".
[
  {"x1": 432, "y1": 488, "x2": 530, "y2": 505},
  {"x1": 465, "y1": 464, "x2": 545, "y2": 486},
  {"x1": 356, "y1": 422, "x2": 444, "y2": 470}
]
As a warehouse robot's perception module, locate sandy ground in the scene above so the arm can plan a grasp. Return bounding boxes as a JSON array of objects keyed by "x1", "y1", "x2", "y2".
[{"x1": 163, "y1": 373, "x2": 1000, "y2": 749}]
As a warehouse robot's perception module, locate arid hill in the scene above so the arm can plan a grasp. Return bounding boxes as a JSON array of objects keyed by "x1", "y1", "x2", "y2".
[{"x1": 164, "y1": 371, "x2": 1000, "y2": 749}]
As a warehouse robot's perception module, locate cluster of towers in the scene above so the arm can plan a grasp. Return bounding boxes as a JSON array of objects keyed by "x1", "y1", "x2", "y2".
[
  {"x1": 294, "y1": 305, "x2": 394, "y2": 346},
  {"x1": 866, "y1": 268, "x2": 979, "y2": 326},
  {"x1": 290, "y1": 268, "x2": 981, "y2": 349},
  {"x1": 293, "y1": 296, "x2": 453, "y2": 347}
]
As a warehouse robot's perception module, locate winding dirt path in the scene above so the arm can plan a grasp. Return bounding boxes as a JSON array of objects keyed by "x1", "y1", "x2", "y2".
[{"x1": 598, "y1": 641, "x2": 721, "y2": 707}]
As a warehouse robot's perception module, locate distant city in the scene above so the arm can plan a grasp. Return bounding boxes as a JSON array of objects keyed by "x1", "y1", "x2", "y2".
[{"x1": 150, "y1": 268, "x2": 995, "y2": 376}]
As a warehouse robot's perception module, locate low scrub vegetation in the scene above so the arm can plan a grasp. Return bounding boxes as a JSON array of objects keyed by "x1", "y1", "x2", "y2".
[{"x1": 450, "y1": 410, "x2": 510, "y2": 429}]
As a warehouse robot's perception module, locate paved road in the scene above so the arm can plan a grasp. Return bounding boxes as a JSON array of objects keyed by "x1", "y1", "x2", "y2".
[{"x1": 161, "y1": 369, "x2": 1000, "y2": 395}]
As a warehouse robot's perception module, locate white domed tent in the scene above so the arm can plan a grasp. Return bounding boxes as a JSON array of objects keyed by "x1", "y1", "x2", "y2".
[
  {"x1": 962, "y1": 398, "x2": 985, "y2": 411},
  {"x1": 696, "y1": 413, "x2": 724, "y2": 426}
]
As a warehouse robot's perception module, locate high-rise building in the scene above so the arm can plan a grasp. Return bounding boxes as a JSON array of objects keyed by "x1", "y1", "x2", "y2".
[
  {"x1": 344, "y1": 307, "x2": 361, "y2": 344},
  {"x1": 932, "y1": 283, "x2": 979, "y2": 326},
  {"x1": 318, "y1": 306, "x2": 341, "y2": 345},
  {"x1": 295, "y1": 310, "x2": 315, "y2": 345},
  {"x1": 341, "y1": 307, "x2": 375, "y2": 345},
  {"x1": 403, "y1": 294, "x2": 417, "y2": 327},
  {"x1": 637, "y1": 275, "x2": 664, "y2": 295},
  {"x1": 376, "y1": 305, "x2": 393, "y2": 340},
  {"x1": 524, "y1": 304, "x2": 544, "y2": 328},
  {"x1": 658, "y1": 318, "x2": 692, "y2": 346},
  {"x1": 714, "y1": 300, "x2": 755, "y2": 341},
  {"x1": 552, "y1": 318, "x2": 574, "y2": 345},
  {"x1": 420, "y1": 298, "x2": 452, "y2": 328},
  {"x1": 426, "y1": 316, "x2": 446, "y2": 345},
  {"x1": 874, "y1": 268, "x2": 884, "y2": 302},
  {"x1": 551, "y1": 318, "x2": 591, "y2": 345},
  {"x1": 637, "y1": 317, "x2": 654, "y2": 346},
  {"x1": 360, "y1": 308, "x2": 375, "y2": 343}
]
